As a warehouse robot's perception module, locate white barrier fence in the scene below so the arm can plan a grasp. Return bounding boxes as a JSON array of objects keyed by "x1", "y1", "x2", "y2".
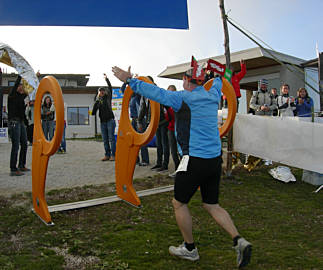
[{"x1": 233, "y1": 114, "x2": 323, "y2": 174}]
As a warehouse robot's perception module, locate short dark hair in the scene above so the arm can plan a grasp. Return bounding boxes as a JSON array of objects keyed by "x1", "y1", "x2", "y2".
[
  {"x1": 168, "y1": 85, "x2": 177, "y2": 91},
  {"x1": 147, "y1": 76, "x2": 154, "y2": 83},
  {"x1": 280, "y1": 84, "x2": 289, "y2": 90}
]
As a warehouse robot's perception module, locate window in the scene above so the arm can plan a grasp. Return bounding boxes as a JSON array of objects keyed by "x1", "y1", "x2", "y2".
[
  {"x1": 8, "y1": 81, "x2": 16, "y2": 86},
  {"x1": 67, "y1": 107, "x2": 89, "y2": 125}
]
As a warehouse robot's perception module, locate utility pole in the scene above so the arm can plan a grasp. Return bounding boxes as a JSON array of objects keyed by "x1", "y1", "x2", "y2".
[
  {"x1": 319, "y1": 52, "x2": 323, "y2": 113},
  {"x1": 0, "y1": 67, "x2": 3, "y2": 127},
  {"x1": 219, "y1": 0, "x2": 231, "y2": 70},
  {"x1": 219, "y1": 0, "x2": 233, "y2": 176}
]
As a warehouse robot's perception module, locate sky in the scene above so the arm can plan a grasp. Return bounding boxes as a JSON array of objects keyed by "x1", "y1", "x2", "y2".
[{"x1": 0, "y1": 0, "x2": 322, "y2": 91}]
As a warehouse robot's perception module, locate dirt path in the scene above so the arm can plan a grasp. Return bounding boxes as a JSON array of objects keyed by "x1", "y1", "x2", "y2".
[{"x1": 0, "y1": 140, "x2": 174, "y2": 197}]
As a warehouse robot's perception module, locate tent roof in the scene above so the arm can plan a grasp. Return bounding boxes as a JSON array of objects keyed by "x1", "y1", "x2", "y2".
[{"x1": 158, "y1": 47, "x2": 306, "y2": 80}]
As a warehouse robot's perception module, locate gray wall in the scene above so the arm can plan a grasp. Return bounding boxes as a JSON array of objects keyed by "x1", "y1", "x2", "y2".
[{"x1": 279, "y1": 64, "x2": 305, "y2": 96}]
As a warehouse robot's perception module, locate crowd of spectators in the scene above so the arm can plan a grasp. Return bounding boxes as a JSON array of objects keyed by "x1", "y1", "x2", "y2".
[
  {"x1": 249, "y1": 80, "x2": 314, "y2": 118},
  {"x1": 4, "y1": 67, "x2": 316, "y2": 180}
]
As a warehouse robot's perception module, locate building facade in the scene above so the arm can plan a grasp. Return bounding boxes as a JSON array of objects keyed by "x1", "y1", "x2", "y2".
[
  {"x1": 158, "y1": 47, "x2": 320, "y2": 114},
  {"x1": 0, "y1": 72, "x2": 117, "y2": 138}
]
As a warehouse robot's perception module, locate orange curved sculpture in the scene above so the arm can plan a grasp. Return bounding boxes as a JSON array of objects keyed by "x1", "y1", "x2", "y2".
[
  {"x1": 204, "y1": 78, "x2": 237, "y2": 137},
  {"x1": 115, "y1": 77, "x2": 160, "y2": 207},
  {"x1": 32, "y1": 76, "x2": 64, "y2": 225}
]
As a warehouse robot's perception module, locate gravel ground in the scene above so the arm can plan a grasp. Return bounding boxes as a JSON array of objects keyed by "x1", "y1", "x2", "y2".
[{"x1": 0, "y1": 140, "x2": 175, "y2": 197}]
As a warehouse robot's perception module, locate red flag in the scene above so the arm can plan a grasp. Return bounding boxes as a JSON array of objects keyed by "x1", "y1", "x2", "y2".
[
  {"x1": 190, "y1": 55, "x2": 205, "y2": 82},
  {"x1": 193, "y1": 64, "x2": 205, "y2": 81},
  {"x1": 207, "y1": 59, "x2": 225, "y2": 76},
  {"x1": 191, "y1": 56, "x2": 197, "y2": 67}
]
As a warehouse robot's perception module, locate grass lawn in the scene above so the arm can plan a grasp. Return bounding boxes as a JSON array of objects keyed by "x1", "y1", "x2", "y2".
[{"x1": 0, "y1": 165, "x2": 322, "y2": 270}]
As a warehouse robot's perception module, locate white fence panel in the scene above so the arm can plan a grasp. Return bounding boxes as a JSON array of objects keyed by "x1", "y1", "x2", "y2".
[{"x1": 233, "y1": 114, "x2": 323, "y2": 174}]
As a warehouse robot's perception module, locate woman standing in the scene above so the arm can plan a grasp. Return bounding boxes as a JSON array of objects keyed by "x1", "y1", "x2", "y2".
[
  {"x1": 41, "y1": 96, "x2": 55, "y2": 140},
  {"x1": 295, "y1": 88, "x2": 314, "y2": 117},
  {"x1": 277, "y1": 84, "x2": 296, "y2": 117}
]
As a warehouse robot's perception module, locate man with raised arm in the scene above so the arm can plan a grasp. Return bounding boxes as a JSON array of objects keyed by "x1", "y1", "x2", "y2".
[
  {"x1": 112, "y1": 64, "x2": 252, "y2": 268},
  {"x1": 7, "y1": 75, "x2": 29, "y2": 176}
]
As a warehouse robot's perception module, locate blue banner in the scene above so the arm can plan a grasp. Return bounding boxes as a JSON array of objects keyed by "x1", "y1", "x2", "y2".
[{"x1": 0, "y1": 0, "x2": 189, "y2": 29}]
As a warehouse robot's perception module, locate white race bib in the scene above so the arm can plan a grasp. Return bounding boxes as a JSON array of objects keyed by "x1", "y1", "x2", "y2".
[{"x1": 176, "y1": 155, "x2": 190, "y2": 172}]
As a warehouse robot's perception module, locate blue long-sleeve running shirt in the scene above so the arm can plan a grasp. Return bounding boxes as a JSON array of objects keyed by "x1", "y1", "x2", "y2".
[{"x1": 129, "y1": 77, "x2": 222, "y2": 158}]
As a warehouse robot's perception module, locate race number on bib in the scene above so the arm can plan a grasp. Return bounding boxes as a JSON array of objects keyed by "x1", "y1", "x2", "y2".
[{"x1": 176, "y1": 155, "x2": 190, "y2": 172}]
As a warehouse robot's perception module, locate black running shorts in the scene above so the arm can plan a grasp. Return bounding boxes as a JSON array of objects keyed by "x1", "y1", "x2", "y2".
[{"x1": 174, "y1": 155, "x2": 222, "y2": 204}]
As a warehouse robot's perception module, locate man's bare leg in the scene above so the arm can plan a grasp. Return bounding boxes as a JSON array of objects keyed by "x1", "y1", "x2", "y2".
[
  {"x1": 203, "y1": 203, "x2": 252, "y2": 268},
  {"x1": 172, "y1": 198, "x2": 194, "y2": 243},
  {"x1": 203, "y1": 203, "x2": 239, "y2": 238},
  {"x1": 168, "y1": 198, "x2": 200, "y2": 261}
]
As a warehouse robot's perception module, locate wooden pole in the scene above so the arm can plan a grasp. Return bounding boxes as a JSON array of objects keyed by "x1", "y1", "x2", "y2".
[
  {"x1": 219, "y1": 0, "x2": 233, "y2": 176},
  {"x1": 0, "y1": 68, "x2": 3, "y2": 128},
  {"x1": 219, "y1": 0, "x2": 231, "y2": 70},
  {"x1": 319, "y1": 52, "x2": 323, "y2": 113}
]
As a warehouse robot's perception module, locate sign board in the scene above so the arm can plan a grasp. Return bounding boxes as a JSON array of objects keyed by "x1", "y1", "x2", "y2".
[
  {"x1": 0, "y1": 0, "x2": 189, "y2": 29},
  {"x1": 0, "y1": 128, "x2": 9, "y2": 143},
  {"x1": 112, "y1": 88, "x2": 124, "y2": 134}
]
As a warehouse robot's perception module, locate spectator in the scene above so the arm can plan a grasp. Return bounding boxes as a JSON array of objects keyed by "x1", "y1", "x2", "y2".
[
  {"x1": 247, "y1": 79, "x2": 277, "y2": 167},
  {"x1": 41, "y1": 96, "x2": 55, "y2": 140},
  {"x1": 25, "y1": 98, "x2": 35, "y2": 145},
  {"x1": 249, "y1": 79, "x2": 277, "y2": 116},
  {"x1": 121, "y1": 78, "x2": 149, "y2": 165},
  {"x1": 130, "y1": 92, "x2": 143, "y2": 164},
  {"x1": 165, "y1": 85, "x2": 180, "y2": 177},
  {"x1": 147, "y1": 76, "x2": 170, "y2": 172},
  {"x1": 92, "y1": 75, "x2": 116, "y2": 161},
  {"x1": 295, "y1": 87, "x2": 314, "y2": 117},
  {"x1": 7, "y1": 75, "x2": 29, "y2": 176},
  {"x1": 151, "y1": 103, "x2": 170, "y2": 172},
  {"x1": 112, "y1": 65, "x2": 252, "y2": 268},
  {"x1": 57, "y1": 102, "x2": 67, "y2": 153},
  {"x1": 271, "y1": 88, "x2": 278, "y2": 116},
  {"x1": 223, "y1": 59, "x2": 246, "y2": 109},
  {"x1": 135, "y1": 95, "x2": 150, "y2": 166},
  {"x1": 277, "y1": 84, "x2": 296, "y2": 117}
]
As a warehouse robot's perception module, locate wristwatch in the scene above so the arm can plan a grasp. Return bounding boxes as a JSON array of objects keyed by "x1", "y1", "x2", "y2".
[{"x1": 125, "y1": 77, "x2": 132, "y2": 85}]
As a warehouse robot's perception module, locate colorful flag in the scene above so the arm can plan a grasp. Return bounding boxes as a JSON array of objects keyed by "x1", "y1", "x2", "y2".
[
  {"x1": 191, "y1": 56, "x2": 205, "y2": 82},
  {"x1": 206, "y1": 59, "x2": 225, "y2": 76},
  {"x1": 206, "y1": 59, "x2": 233, "y2": 81},
  {"x1": 191, "y1": 56, "x2": 197, "y2": 67},
  {"x1": 224, "y1": 68, "x2": 233, "y2": 81}
]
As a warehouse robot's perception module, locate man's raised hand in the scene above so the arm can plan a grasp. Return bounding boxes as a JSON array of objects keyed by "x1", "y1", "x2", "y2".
[{"x1": 112, "y1": 66, "x2": 132, "y2": 83}]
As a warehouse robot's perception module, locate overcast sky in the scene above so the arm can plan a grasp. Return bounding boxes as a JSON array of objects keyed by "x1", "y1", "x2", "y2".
[{"x1": 0, "y1": 0, "x2": 322, "y2": 90}]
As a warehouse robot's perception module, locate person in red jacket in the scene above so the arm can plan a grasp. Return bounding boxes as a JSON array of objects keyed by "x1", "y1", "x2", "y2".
[
  {"x1": 165, "y1": 85, "x2": 180, "y2": 177},
  {"x1": 223, "y1": 59, "x2": 246, "y2": 109},
  {"x1": 224, "y1": 59, "x2": 246, "y2": 169}
]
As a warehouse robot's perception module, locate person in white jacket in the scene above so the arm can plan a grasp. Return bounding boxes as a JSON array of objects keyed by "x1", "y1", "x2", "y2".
[
  {"x1": 249, "y1": 79, "x2": 277, "y2": 116},
  {"x1": 277, "y1": 84, "x2": 296, "y2": 117}
]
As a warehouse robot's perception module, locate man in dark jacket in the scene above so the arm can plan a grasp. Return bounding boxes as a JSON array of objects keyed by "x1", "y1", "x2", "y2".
[
  {"x1": 92, "y1": 75, "x2": 116, "y2": 161},
  {"x1": 146, "y1": 76, "x2": 169, "y2": 172},
  {"x1": 7, "y1": 75, "x2": 29, "y2": 176}
]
